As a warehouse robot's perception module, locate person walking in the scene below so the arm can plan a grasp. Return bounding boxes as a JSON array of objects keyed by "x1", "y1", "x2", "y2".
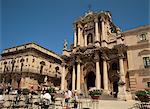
[
  {"x1": 74, "y1": 92, "x2": 79, "y2": 109},
  {"x1": 64, "y1": 90, "x2": 69, "y2": 108}
]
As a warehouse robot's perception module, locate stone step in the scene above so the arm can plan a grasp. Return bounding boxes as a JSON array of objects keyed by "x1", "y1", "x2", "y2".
[{"x1": 100, "y1": 94, "x2": 118, "y2": 100}]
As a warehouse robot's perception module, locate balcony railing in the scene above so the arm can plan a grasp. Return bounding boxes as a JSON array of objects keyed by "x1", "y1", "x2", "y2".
[{"x1": 0, "y1": 68, "x2": 60, "y2": 78}]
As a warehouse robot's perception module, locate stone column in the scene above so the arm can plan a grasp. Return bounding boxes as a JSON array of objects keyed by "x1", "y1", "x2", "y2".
[
  {"x1": 95, "y1": 17, "x2": 100, "y2": 47},
  {"x1": 84, "y1": 34, "x2": 87, "y2": 46},
  {"x1": 119, "y1": 58, "x2": 125, "y2": 81},
  {"x1": 61, "y1": 62, "x2": 66, "y2": 91},
  {"x1": 95, "y1": 53, "x2": 101, "y2": 89},
  {"x1": 74, "y1": 28, "x2": 77, "y2": 47},
  {"x1": 101, "y1": 17, "x2": 107, "y2": 47},
  {"x1": 118, "y1": 57, "x2": 127, "y2": 100},
  {"x1": 77, "y1": 24, "x2": 81, "y2": 46},
  {"x1": 103, "y1": 60, "x2": 109, "y2": 91},
  {"x1": 77, "y1": 59, "x2": 81, "y2": 92},
  {"x1": 72, "y1": 65, "x2": 76, "y2": 91}
]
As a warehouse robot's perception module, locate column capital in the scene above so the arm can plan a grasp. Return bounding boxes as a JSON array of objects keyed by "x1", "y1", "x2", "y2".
[
  {"x1": 100, "y1": 16, "x2": 106, "y2": 22},
  {"x1": 94, "y1": 17, "x2": 99, "y2": 23},
  {"x1": 118, "y1": 53, "x2": 125, "y2": 59},
  {"x1": 76, "y1": 58, "x2": 82, "y2": 63},
  {"x1": 77, "y1": 23, "x2": 83, "y2": 28},
  {"x1": 94, "y1": 53, "x2": 100, "y2": 62},
  {"x1": 101, "y1": 53, "x2": 109, "y2": 61}
]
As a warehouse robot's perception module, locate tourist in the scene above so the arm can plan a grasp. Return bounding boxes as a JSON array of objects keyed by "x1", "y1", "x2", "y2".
[
  {"x1": 41, "y1": 90, "x2": 51, "y2": 109},
  {"x1": 68, "y1": 90, "x2": 72, "y2": 98},
  {"x1": 64, "y1": 90, "x2": 69, "y2": 108},
  {"x1": 0, "y1": 88, "x2": 4, "y2": 108},
  {"x1": 74, "y1": 92, "x2": 79, "y2": 109}
]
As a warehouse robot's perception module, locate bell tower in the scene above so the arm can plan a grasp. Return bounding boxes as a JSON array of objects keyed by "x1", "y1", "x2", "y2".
[{"x1": 73, "y1": 10, "x2": 122, "y2": 49}]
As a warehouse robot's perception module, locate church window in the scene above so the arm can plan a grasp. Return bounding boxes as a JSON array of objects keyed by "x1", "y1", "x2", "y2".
[
  {"x1": 143, "y1": 57, "x2": 150, "y2": 68},
  {"x1": 26, "y1": 58, "x2": 28, "y2": 62},
  {"x1": 139, "y1": 33, "x2": 148, "y2": 41}
]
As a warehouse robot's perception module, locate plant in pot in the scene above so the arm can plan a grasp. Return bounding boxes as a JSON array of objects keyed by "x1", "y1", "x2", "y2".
[
  {"x1": 22, "y1": 88, "x2": 29, "y2": 95},
  {"x1": 89, "y1": 88, "x2": 102, "y2": 100},
  {"x1": 118, "y1": 80, "x2": 126, "y2": 86},
  {"x1": 48, "y1": 87, "x2": 56, "y2": 94},
  {"x1": 135, "y1": 90, "x2": 150, "y2": 102}
]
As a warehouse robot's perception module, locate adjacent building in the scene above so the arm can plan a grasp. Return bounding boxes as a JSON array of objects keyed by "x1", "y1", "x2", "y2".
[{"x1": 0, "y1": 43, "x2": 62, "y2": 90}]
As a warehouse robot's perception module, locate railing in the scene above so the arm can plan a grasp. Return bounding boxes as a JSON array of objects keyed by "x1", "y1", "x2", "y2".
[{"x1": 0, "y1": 68, "x2": 59, "y2": 78}]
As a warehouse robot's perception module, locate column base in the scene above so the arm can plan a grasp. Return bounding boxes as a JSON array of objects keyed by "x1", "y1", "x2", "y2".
[
  {"x1": 101, "y1": 41, "x2": 107, "y2": 47},
  {"x1": 118, "y1": 86, "x2": 127, "y2": 101},
  {"x1": 103, "y1": 89, "x2": 111, "y2": 95},
  {"x1": 95, "y1": 41, "x2": 100, "y2": 47}
]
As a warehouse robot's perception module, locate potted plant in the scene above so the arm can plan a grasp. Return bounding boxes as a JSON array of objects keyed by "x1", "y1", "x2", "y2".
[
  {"x1": 89, "y1": 88, "x2": 102, "y2": 100},
  {"x1": 48, "y1": 87, "x2": 56, "y2": 94},
  {"x1": 118, "y1": 80, "x2": 126, "y2": 86},
  {"x1": 22, "y1": 88, "x2": 29, "y2": 95},
  {"x1": 135, "y1": 90, "x2": 150, "y2": 102}
]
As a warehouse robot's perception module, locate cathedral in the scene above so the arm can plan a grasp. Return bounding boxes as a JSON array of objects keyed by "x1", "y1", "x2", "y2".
[
  {"x1": 61, "y1": 10, "x2": 150, "y2": 99},
  {"x1": 0, "y1": 10, "x2": 150, "y2": 100}
]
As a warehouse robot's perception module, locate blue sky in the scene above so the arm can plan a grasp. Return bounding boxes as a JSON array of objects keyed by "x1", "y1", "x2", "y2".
[{"x1": 0, "y1": 0, "x2": 149, "y2": 54}]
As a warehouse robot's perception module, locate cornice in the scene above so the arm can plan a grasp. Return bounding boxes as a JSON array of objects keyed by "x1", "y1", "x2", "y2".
[
  {"x1": 128, "y1": 68, "x2": 150, "y2": 76},
  {"x1": 123, "y1": 25, "x2": 150, "y2": 36},
  {"x1": 128, "y1": 43, "x2": 150, "y2": 50}
]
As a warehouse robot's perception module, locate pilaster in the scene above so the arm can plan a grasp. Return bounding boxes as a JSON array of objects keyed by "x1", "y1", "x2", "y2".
[
  {"x1": 94, "y1": 17, "x2": 100, "y2": 47},
  {"x1": 72, "y1": 65, "x2": 76, "y2": 91},
  {"x1": 94, "y1": 52, "x2": 101, "y2": 89},
  {"x1": 61, "y1": 62, "x2": 66, "y2": 91},
  {"x1": 76, "y1": 56, "x2": 81, "y2": 92},
  {"x1": 100, "y1": 17, "x2": 107, "y2": 47}
]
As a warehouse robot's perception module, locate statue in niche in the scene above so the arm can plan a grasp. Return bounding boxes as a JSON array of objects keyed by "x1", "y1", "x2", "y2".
[
  {"x1": 87, "y1": 33, "x2": 93, "y2": 44},
  {"x1": 63, "y1": 39, "x2": 67, "y2": 50}
]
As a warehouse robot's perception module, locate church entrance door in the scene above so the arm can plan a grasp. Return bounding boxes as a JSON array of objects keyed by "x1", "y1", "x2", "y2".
[{"x1": 86, "y1": 71, "x2": 96, "y2": 90}]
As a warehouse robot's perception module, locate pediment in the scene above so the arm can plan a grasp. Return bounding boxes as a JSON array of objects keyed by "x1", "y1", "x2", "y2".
[{"x1": 138, "y1": 49, "x2": 150, "y2": 56}]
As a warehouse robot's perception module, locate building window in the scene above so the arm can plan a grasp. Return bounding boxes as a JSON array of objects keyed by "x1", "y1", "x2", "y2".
[
  {"x1": 26, "y1": 58, "x2": 28, "y2": 62},
  {"x1": 147, "y1": 82, "x2": 150, "y2": 87},
  {"x1": 32, "y1": 59, "x2": 35, "y2": 63},
  {"x1": 143, "y1": 57, "x2": 150, "y2": 68},
  {"x1": 139, "y1": 33, "x2": 147, "y2": 41}
]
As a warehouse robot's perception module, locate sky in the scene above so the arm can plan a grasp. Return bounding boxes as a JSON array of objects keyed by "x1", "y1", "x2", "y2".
[{"x1": 0, "y1": 0, "x2": 149, "y2": 54}]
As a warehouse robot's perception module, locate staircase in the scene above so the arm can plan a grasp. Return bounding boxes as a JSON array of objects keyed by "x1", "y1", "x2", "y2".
[{"x1": 100, "y1": 94, "x2": 118, "y2": 100}]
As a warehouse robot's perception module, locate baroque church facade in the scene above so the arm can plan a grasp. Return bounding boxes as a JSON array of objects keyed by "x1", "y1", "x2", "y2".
[
  {"x1": 0, "y1": 10, "x2": 150, "y2": 100},
  {"x1": 61, "y1": 10, "x2": 150, "y2": 99}
]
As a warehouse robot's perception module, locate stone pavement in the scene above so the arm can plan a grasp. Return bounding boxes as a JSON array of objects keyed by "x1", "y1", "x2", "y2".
[
  {"x1": 56, "y1": 98, "x2": 138, "y2": 109},
  {"x1": 1, "y1": 94, "x2": 148, "y2": 109}
]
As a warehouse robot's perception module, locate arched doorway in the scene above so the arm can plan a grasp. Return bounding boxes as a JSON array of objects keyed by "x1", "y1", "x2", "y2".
[
  {"x1": 86, "y1": 71, "x2": 96, "y2": 90},
  {"x1": 109, "y1": 62, "x2": 120, "y2": 97}
]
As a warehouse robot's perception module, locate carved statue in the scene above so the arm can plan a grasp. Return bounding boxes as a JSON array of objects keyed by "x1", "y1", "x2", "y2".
[
  {"x1": 44, "y1": 76, "x2": 48, "y2": 83},
  {"x1": 63, "y1": 40, "x2": 67, "y2": 50},
  {"x1": 87, "y1": 34, "x2": 93, "y2": 44}
]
